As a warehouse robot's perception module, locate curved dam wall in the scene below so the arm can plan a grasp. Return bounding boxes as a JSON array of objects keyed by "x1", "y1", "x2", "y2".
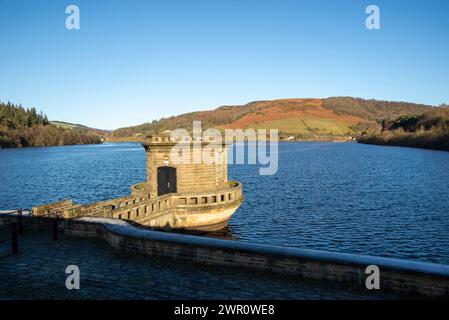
[{"x1": 60, "y1": 217, "x2": 449, "y2": 298}]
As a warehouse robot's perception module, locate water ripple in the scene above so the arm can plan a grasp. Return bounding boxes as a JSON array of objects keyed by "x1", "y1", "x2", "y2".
[{"x1": 1, "y1": 142, "x2": 449, "y2": 264}]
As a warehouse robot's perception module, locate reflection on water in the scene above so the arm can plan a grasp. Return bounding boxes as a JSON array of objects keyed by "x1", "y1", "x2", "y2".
[
  {"x1": 127, "y1": 220, "x2": 237, "y2": 240},
  {"x1": 184, "y1": 226, "x2": 237, "y2": 240}
]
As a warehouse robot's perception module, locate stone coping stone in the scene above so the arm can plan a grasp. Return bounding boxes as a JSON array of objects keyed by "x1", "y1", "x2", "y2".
[
  {"x1": 0, "y1": 210, "x2": 31, "y2": 216},
  {"x1": 77, "y1": 217, "x2": 449, "y2": 278}
]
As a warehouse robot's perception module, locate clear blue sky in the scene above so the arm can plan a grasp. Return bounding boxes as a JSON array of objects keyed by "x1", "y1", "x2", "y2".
[{"x1": 1, "y1": 0, "x2": 448, "y2": 130}]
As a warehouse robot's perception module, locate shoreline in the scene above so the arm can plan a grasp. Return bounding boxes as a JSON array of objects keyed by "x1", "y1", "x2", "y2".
[
  {"x1": 104, "y1": 137, "x2": 356, "y2": 143},
  {"x1": 0, "y1": 141, "x2": 104, "y2": 150},
  {"x1": 357, "y1": 137, "x2": 449, "y2": 152}
]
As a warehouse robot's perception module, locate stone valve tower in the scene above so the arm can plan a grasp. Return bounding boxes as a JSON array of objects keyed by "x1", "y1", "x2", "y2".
[{"x1": 33, "y1": 135, "x2": 244, "y2": 232}]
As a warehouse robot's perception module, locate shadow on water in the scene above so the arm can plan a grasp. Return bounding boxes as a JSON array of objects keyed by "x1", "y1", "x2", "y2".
[{"x1": 127, "y1": 220, "x2": 237, "y2": 240}]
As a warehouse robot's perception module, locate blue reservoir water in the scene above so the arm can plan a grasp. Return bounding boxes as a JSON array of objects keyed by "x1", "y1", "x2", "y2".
[{"x1": 1, "y1": 142, "x2": 449, "y2": 264}]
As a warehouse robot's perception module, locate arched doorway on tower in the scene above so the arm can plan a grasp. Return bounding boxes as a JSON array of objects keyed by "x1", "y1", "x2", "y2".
[{"x1": 157, "y1": 166, "x2": 177, "y2": 196}]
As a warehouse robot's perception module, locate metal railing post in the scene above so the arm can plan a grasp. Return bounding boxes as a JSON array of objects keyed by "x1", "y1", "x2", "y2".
[
  {"x1": 52, "y1": 216, "x2": 58, "y2": 241},
  {"x1": 17, "y1": 209, "x2": 23, "y2": 235},
  {"x1": 11, "y1": 222, "x2": 18, "y2": 254}
]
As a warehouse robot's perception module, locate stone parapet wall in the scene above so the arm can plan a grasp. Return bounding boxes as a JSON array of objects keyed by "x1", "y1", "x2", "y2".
[
  {"x1": 32, "y1": 183, "x2": 153, "y2": 220},
  {"x1": 130, "y1": 182, "x2": 150, "y2": 197},
  {"x1": 110, "y1": 181, "x2": 244, "y2": 229},
  {"x1": 31, "y1": 181, "x2": 243, "y2": 230},
  {"x1": 62, "y1": 217, "x2": 449, "y2": 298},
  {"x1": 32, "y1": 200, "x2": 74, "y2": 217}
]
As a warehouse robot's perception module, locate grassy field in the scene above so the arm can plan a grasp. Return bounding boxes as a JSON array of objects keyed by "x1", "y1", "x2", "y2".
[{"x1": 245, "y1": 117, "x2": 354, "y2": 135}]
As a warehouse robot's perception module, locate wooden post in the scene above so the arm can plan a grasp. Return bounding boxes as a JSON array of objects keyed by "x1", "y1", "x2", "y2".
[
  {"x1": 17, "y1": 209, "x2": 23, "y2": 235},
  {"x1": 52, "y1": 217, "x2": 58, "y2": 240},
  {"x1": 11, "y1": 222, "x2": 18, "y2": 254}
]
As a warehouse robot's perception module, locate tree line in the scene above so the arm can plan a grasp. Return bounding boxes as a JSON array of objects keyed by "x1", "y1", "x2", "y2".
[
  {"x1": 358, "y1": 107, "x2": 449, "y2": 151},
  {"x1": 0, "y1": 102, "x2": 49, "y2": 129},
  {"x1": 0, "y1": 102, "x2": 102, "y2": 148}
]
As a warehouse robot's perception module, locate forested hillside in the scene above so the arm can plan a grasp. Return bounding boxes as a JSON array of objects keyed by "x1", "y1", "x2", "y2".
[
  {"x1": 0, "y1": 102, "x2": 102, "y2": 148},
  {"x1": 357, "y1": 107, "x2": 449, "y2": 151}
]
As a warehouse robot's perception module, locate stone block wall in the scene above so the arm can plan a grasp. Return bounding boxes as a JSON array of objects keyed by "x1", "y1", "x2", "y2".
[
  {"x1": 144, "y1": 140, "x2": 229, "y2": 197},
  {"x1": 62, "y1": 218, "x2": 449, "y2": 298},
  {"x1": 32, "y1": 200, "x2": 74, "y2": 217}
]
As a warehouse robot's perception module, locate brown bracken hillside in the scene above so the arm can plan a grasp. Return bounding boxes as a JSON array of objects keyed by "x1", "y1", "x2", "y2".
[{"x1": 112, "y1": 97, "x2": 435, "y2": 140}]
